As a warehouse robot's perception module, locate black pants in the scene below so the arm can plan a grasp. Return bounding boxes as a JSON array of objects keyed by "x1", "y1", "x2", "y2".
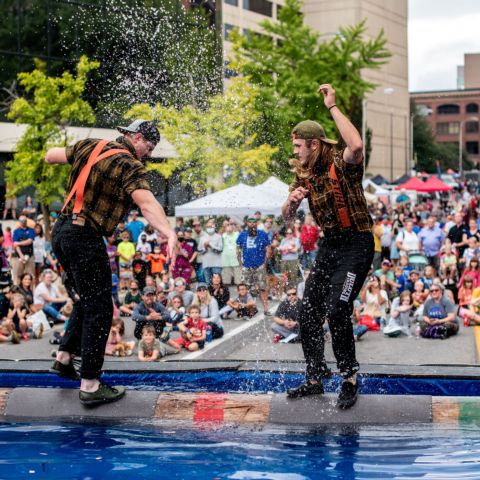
[
  {"x1": 299, "y1": 230, "x2": 374, "y2": 381},
  {"x1": 52, "y1": 217, "x2": 113, "y2": 380}
]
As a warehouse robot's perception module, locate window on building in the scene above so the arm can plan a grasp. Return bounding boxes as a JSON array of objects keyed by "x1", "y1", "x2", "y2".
[
  {"x1": 437, "y1": 122, "x2": 460, "y2": 135},
  {"x1": 224, "y1": 23, "x2": 234, "y2": 41},
  {"x1": 437, "y1": 104, "x2": 460, "y2": 115},
  {"x1": 466, "y1": 142, "x2": 479, "y2": 155},
  {"x1": 243, "y1": 0, "x2": 273, "y2": 17},
  {"x1": 466, "y1": 103, "x2": 479, "y2": 113},
  {"x1": 466, "y1": 121, "x2": 479, "y2": 134},
  {"x1": 225, "y1": 0, "x2": 238, "y2": 5}
]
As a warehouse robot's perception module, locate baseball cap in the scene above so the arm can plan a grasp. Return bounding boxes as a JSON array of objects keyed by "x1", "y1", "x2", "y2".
[
  {"x1": 142, "y1": 286, "x2": 156, "y2": 295},
  {"x1": 291, "y1": 120, "x2": 338, "y2": 144},
  {"x1": 382, "y1": 259, "x2": 392, "y2": 266},
  {"x1": 196, "y1": 283, "x2": 208, "y2": 291},
  {"x1": 247, "y1": 217, "x2": 257, "y2": 223},
  {"x1": 117, "y1": 119, "x2": 161, "y2": 145}
]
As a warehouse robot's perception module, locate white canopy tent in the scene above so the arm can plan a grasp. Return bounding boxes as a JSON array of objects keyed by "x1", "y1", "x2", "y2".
[
  {"x1": 362, "y1": 178, "x2": 389, "y2": 196},
  {"x1": 175, "y1": 183, "x2": 285, "y2": 217},
  {"x1": 255, "y1": 176, "x2": 310, "y2": 212}
]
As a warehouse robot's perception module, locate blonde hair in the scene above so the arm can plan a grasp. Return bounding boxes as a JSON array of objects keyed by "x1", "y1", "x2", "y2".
[
  {"x1": 289, "y1": 140, "x2": 334, "y2": 179},
  {"x1": 192, "y1": 290, "x2": 213, "y2": 307}
]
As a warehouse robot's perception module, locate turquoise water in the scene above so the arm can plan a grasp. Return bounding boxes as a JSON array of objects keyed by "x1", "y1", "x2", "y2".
[{"x1": 1, "y1": 422, "x2": 479, "y2": 479}]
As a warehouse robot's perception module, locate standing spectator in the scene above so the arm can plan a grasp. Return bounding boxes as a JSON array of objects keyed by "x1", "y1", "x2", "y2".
[
  {"x1": 236, "y1": 217, "x2": 271, "y2": 315},
  {"x1": 380, "y1": 215, "x2": 392, "y2": 261},
  {"x1": 172, "y1": 230, "x2": 194, "y2": 285},
  {"x1": 418, "y1": 216, "x2": 444, "y2": 270},
  {"x1": 300, "y1": 214, "x2": 319, "y2": 270},
  {"x1": 191, "y1": 220, "x2": 205, "y2": 282},
  {"x1": 33, "y1": 223, "x2": 46, "y2": 284},
  {"x1": 22, "y1": 195, "x2": 37, "y2": 219},
  {"x1": 271, "y1": 286, "x2": 301, "y2": 342},
  {"x1": 396, "y1": 219, "x2": 420, "y2": 257},
  {"x1": 175, "y1": 216, "x2": 184, "y2": 233},
  {"x1": 132, "y1": 251, "x2": 149, "y2": 291},
  {"x1": 117, "y1": 231, "x2": 135, "y2": 270},
  {"x1": 460, "y1": 236, "x2": 479, "y2": 268},
  {"x1": 447, "y1": 212, "x2": 468, "y2": 259},
  {"x1": 278, "y1": 228, "x2": 301, "y2": 288},
  {"x1": 132, "y1": 286, "x2": 170, "y2": 339},
  {"x1": 114, "y1": 221, "x2": 129, "y2": 245},
  {"x1": 143, "y1": 224, "x2": 158, "y2": 252},
  {"x1": 372, "y1": 217, "x2": 383, "y2": 270},
  {"x1": 136, "y1": 233, "x2": 152, "y2": 259},
  {"x1": 105, "y1": 235, "x2": 118, "y2": 274},
  {"x1": 462, "y1": 218, "x2": 480, "y2": 245},
  {"x1": 198, "y1": 219, "x2": 223, "y2": 286},
  {"x1": 222, "y1": 221, "x2": 241, "y2": 286},
  {"x1": 126, "y1": 210, "x2": 145, "y2": 243},
  {"x1": 2, "y1": 226, "x2": 14, "y2": 255},
  {"x1": 3, "y1": 185, "x2": 17, "y2": 220},
  {"x1": 12, "y1": 216, "x2": 35, "y2": 285},
  {"x1": 147, "y1": 245, "x2": 166, "y2": 281},
  {"x1": 183, "y1": 227, "x2": 199, "y2": 279}
]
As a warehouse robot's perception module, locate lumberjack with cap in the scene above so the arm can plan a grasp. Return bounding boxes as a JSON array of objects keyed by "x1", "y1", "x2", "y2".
[
  {"x1": 282, "y1": 84, "x2": 374, "y2": 409},
  {"x1": 45, "y1": 119, "x2": 178, "y2": 407}
]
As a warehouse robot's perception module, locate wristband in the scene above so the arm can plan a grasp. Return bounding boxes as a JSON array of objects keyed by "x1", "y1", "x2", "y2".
[{"x1": 328, "y1": 104, "x2": 337, "y2": 112}]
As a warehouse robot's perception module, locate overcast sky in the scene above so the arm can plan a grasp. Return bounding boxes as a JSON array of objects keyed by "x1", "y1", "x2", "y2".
[{"x1": 408, "y1": 0, "x2": 480, "y2": 92}]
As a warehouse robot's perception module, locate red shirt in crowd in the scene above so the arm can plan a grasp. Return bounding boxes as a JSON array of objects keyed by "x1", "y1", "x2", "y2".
[{"x1": 300, "y1": 224, "x2": 319, "y2": 253}]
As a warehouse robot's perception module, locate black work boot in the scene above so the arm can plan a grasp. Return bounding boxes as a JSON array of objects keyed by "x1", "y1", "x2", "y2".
[
  {"x1": 287, "y1": 381, "x2": 324, "y2": 399},
  {"x1": 336, "y1": 380, "x2": 358, "y2": 409}
]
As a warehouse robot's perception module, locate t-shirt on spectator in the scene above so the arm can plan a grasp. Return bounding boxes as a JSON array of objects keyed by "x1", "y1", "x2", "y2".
[{"x1": 236, "y1": 229, "x2": 271, "y2": 269}]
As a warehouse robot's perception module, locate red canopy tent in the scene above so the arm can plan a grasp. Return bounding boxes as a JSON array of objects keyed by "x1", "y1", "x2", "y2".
[
  {"x1": 416, "y1": 176, "x2": 453, "y2": 193},
  {"x1": 395, "y1": 177, "x2": 425, "y2": 191}
]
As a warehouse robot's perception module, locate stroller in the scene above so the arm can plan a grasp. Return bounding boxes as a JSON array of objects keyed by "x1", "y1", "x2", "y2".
[{"x1": 408, "y1": 251, "x2": 429, "y2": 274}]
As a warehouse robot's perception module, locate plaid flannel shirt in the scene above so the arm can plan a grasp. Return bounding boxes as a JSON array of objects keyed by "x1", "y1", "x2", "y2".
[
  {"x1": 289, "y1": 148, "x2": 373, "y2": 233},
  {"x1": 64, "y1": 137, "x2": 151, "y2": 236}
]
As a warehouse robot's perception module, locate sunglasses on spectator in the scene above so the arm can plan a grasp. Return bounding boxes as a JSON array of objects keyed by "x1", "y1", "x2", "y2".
[
  {"x1": 430, "y1": 288, "x2": 441, "y2": 292},
  {"x1": 175, "y1": 282, "x2": 184, "y2": 287},
  {"x1": 286, "y1": 292, "x2": 297, "y2": 296}
]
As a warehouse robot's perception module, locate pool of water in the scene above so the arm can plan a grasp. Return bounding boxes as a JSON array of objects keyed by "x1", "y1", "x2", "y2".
[{"x1": 1, "y1": 421, "x2": 480, "y2": 479}]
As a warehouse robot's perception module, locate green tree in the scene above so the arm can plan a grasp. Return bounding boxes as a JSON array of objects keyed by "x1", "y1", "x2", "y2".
[
  {"x1": 6, "y1": 55, "x2": 99, "y2": 233},
  {"x1": 126, "y1": 76, "x2": 278, "y2": 193},
  {"x1": 229, "y1": 0, "x2": 391, "y2": 180}
]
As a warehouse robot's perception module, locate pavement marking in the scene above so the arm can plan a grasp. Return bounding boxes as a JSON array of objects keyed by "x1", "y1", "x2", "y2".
[
  {"x1": 474, "y1": 326, "x2": 480, "y2": 361},
  {"x1": 182, "y1": 314, "x2": 266, "y2": 360}
]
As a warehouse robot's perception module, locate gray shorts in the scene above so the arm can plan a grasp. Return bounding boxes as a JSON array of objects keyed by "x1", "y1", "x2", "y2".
[{"x1": 242, "y1": 265, "x2": 267, "y2": 290}]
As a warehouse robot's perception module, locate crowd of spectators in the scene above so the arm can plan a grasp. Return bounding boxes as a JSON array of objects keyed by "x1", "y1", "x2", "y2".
[{"x1": 3, "y1": 178, "x2": 480, "y2": 354}]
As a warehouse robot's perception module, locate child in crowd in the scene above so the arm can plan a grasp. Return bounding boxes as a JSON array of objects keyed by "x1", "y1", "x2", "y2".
[
  {"x1": 117, "y1": 231, "x2": 135, "y2": 269},
  {"x1": 440, "y1": 243, "x2": 457, "y2": 277},
  {"x1": 7, "y1": 293, "x2": 29, "y2": 339},
  {"x1": 458, "y1": 275, "x2": 474, "y2": 310},
  {"x1": 167, "y1": 294, "x2": 185, "y2": 328},
  {"x1": 105, "y1": 317, "x2": 135, "y2": 357},
  {"x1": 119, "y1": 280, "x2": 142, "y2": 316},
  {"x1": 147, "y1": 246, "x2": 166, "y2": 281},
  {"x1": 132, "y1": 251, "x2": 149, "y2": 291},
  {"x1": 136, "y1": 233, "x2": 152, "y2": 259},
  {"x1": 138, "y1": 325, "x2": 162, "y2": 362},
  {"x1": 393, "y1": 265, "x2": 406, "y2": 295},
  {"x1": 159, "y1": 271, "x2": 174, "y2": 294},
  {"x1": 176, "y1": 304, "x2": 206, "y2": 351},
  {"x1": 112, "y1": 271, "x2": 120, "y2": 307},
  {"x1": 224, "y1": 283, "x2": 258, "y2": 319},
  {"x1": 384, "y1": 290, "x2": 414, "y2": 337}
]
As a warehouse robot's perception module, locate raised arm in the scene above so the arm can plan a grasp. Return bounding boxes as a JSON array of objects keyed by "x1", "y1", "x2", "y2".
[
  {"x1": 45, "y1": 148, "x2": 68, "y2": 165},
  {"x1": 318, "y1": 84, "x2": 363, "y2": 165}
]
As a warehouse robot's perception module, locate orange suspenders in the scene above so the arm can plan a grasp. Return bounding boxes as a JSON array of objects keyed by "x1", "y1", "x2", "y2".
[
  {"x1": 328, "y1": 162, "x2": 352, "y2": 229},
  {"x1": 304, "y1": 163, "x2": 352, "y2": 229},
  {"x1": 61, "y1": 140, "x2": 129, "y2": 218}
]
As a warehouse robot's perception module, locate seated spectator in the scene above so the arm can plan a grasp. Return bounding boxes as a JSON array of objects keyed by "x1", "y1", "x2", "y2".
[
  {"x1": 132, "y1": 286, "x2": 170, "y2": 340},
  {"x1": 167, "y1": 277, "x2": 194, "y2": 307},
  {"x1": 138, "y1": 324, "x2": 178, "y2": 361},
  {"x1": 192, "y1": 283, "x2": 223, "y2": 339},
  {"x1": 0, "y1": 314, "x2": 20, "y2": 344},
  {"x1": 11, "y1": 273, "x2": 34, "y2": 312},
  {"x1": 156, "y1": 284, "x2": 168, "y2": 307},
  {"x1": 105, "y1": 317, "x2": 135, "y2": 357},
  {"x1": 159, "y1": 270, "x2": 174, "y2": 294},
  {"x1": 405, "y1": 270, "x2": 423, "y2": 293},
  {"x1": 412, "y1": 279, "x2": 429, "y2": 316},
  {"x1": 420, "y1": 283, "x2": 458, "y2": 339},
  {"x1": 359, "y1": 274, "x2": 389, "y2": 327},
  {"x1": 458, "y1": 257, "x2": 480, "y2": 288},
  {"x1": 422, "y1": 265, "x2": 436, "y2": 290},
  {"x1": 208, "y1": 272, "x2": 230, "y2": 319},
  {"x1": 458, "y1": 276, "x2": 474, "y2": 309},
  {"x1": 271, "y1": 286, "x2": 300, "y2": 343},
  {"x1": 224, "y1": 283, "x2": 258, "y2": 320},
  {"x1": 374, "y1": 259, "x2": 397, "y2": 297},
  {"x1": 33, "y1": 270, "x2": 69, "y2": 323},
  {"x1": 167, "y1": 294, "x2": 185, "y2": 328},
  {"x1": 392, "y1": 265, "x2": 406, "y2": 296},
  {"x1": 119, "y1": 280, "x2": 142, "y2": 316},
  {"x1": 175, "y1": 304, "x2": 207, "y2": 351},
  {"x1": 384, "y1": 291, "x2": 413, "y2": 337}
]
